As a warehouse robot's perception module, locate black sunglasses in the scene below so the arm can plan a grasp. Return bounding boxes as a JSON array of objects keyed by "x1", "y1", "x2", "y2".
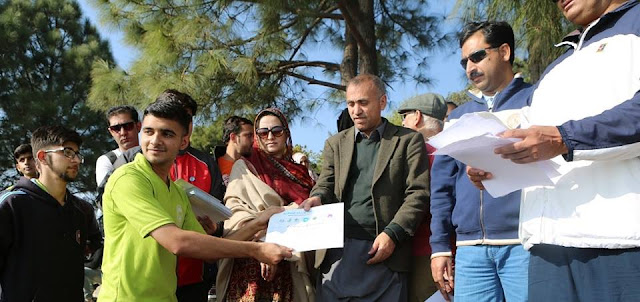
[
  {"x1": 256, "y1": 126, "x2": 286, "y2": 139},
  {"x1": 108, "y1": 121, "x2": 135, "y2": 132},
  {"x1": 460, "y1": 47, "x2": 498, "y2": 69}
]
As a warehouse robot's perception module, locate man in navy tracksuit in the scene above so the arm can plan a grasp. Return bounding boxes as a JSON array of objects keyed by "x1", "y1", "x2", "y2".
[{"x1": 429, "y1": 21, "x2": 532, "y2": 302}]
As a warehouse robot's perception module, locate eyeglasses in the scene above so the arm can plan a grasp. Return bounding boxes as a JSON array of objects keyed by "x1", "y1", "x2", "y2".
[
  {"x1": 460, "y1": 47, "x2": 498, "y2": 69},
  {"x1": 256, "y1": 126, "x2": 286, "y2": 139},
  {"x1": 108, "y1": 121, "x2": 135, "y2": 132},
  {"x1": 44, "y1": 147, "x2": 84, "y2": 163}
]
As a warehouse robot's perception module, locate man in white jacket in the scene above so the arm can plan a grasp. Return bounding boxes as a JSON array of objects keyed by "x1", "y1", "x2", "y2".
[{"x1": 468, "y1": 0, "x2": 640, "y2": 301}]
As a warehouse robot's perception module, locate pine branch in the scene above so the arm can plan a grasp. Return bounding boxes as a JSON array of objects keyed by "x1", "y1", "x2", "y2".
[
  {"x1": 277, "y1": 60, "x2": 340, "y2": 72},
  {"x1": 281, "y1": 71, "x2": 345, "y2": 91}
]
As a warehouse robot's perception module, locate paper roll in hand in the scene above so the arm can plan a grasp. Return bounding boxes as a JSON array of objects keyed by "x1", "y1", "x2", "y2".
[{"x1": 175, "y1": 179, "x2": 232, "y2": 222}]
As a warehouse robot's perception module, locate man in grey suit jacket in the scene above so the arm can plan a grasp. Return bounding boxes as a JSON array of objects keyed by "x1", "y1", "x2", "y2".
[{"x1": 302, "y1": 74, "x2": 430, "y2": 301}]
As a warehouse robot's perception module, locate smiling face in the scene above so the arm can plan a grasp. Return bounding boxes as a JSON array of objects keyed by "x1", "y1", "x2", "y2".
[
  {"x1": 140, "y1": 115, "x2": 189, "y2": 172},
  {"x1": 461, "y1": 31, "x2": 512, "y2": 96},
  {"x1": 556, "y1": 0, "x2": 621, "y2": 27},
  {"x1": 256, "y1": 114, "x2": 288, "y2": 159}
]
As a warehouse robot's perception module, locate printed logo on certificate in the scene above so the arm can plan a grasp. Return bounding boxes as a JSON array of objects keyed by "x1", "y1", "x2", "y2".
[{"x1": 265, "y1": 203, "x2": 344, "y2": 252}]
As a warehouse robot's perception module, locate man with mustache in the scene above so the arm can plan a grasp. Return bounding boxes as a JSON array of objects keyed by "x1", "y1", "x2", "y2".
[
  {"x1": 96, "y1": 105, "x2": 141, "y2": 186},
  {"x1": 0, "y1": 125, "x2": 102, "y2": 301},
  {"x1": 429, "y1": 21, "x2": 532, "y2": 302},
  {"x1": 469, "y1": 1, "x2": 640, "y2": 301}
]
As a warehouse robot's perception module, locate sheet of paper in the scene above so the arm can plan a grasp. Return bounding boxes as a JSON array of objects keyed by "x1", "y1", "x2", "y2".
[
  {"x1": 430, "y1": 112, "x2": 560, "y2": 198},
  {"x1": 265, "y1": 203, "x2": 344, "y2": 252}
]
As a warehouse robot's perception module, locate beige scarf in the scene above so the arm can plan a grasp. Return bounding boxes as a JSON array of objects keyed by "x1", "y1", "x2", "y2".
[{"x1": 216, "y1": 159, "x2": 315, "y2": 302}]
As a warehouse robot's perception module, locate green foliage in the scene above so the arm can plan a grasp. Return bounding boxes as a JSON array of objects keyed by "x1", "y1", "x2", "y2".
[
  {"x1": 0, "y1": 0, "x2": 114, "y2": 192},
  {"x1": 386, "y1": 111, "x2": 403, "y2": 127},
  {"x1": 292, "y1": 144, "x2": 321, "y2": 174},
  {"x1": 86, "y1": 0, "x2": 452, "y2": 125},
  {"x1": 453, "y1": 0, "x2": 574, "y2": 82},
  {"x1": 446, "y1": 89, "x2": 472, "y2": 107}
]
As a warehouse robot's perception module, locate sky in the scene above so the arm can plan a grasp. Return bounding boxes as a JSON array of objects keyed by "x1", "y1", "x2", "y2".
[{"x1": 76, "y1": 1, "x2": 469, "y2": 154}]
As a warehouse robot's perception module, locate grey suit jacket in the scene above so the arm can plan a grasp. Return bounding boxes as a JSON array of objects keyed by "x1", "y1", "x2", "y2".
[{"x1": 311, "y1": 122, "x2": 430, "y2": 272}]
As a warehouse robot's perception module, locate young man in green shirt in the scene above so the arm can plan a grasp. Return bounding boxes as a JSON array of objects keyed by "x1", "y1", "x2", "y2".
[{"x1": 99, "y1": 100, "x2": 292, "y2": 302}]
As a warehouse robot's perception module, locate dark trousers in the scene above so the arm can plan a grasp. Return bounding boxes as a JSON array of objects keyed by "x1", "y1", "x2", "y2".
[{"x1": 529, "y1": 244, "x2": 640, "y2": 302}]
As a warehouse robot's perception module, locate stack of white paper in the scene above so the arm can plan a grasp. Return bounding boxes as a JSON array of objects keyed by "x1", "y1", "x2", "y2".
[
  {"x1": 429, "y1": 111, "x2": 560, "y2": 197},
  {"x1": 175, "y1": 179, "x2": 232, "y2": 222}
]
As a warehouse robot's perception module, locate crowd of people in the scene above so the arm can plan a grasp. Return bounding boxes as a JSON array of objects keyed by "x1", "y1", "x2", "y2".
[{"x1": 0, "y1": 0, "x2": 639, "y2": 301}]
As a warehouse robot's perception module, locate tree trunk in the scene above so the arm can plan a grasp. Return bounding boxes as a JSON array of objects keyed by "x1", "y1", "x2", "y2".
[
  {"x1": 355, "y1": 0, "x2": 377, "y2": 75},
  {"x1": 341, "y1": 26, "x2": 358, "y2": 85}
]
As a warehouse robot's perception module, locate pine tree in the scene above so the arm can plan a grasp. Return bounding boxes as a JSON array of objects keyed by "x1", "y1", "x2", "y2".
[
  {"x1": 86, "y1": 0, "x2": 452, "y2": 128},
  {"x1": 0, "y1": 0, "x2": 114, "y2": 192}
]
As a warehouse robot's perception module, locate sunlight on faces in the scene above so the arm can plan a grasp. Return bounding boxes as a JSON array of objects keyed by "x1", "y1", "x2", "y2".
[
  {"x1": 108, "y1": 112, "x2": 141, "y2": 150},
  {"x1": 401, "y1": 111, "x2": 419, "y2": 131},
  {"x1": 140, "y1": 115, "x2": 189, "y2": 169},
  {"x1": 39, "y1": 142, "x2": 82, "y2": 182},
  {"x1": 257, "y1": 115, "x2": 287, "y2": 159},
  {"x1": 346, "y1": 81, "x2": 387, "y2": 136},
  {"x1": 16, "y1": 152, "x2": 37, "y2": 178},
  {"x1": 461, "y1": 31, "x2": 510, "y2": 96}
]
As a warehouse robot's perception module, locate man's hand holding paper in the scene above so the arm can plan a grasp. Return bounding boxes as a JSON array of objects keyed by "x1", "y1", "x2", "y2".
[{"x1": 429, "y1": 111, "x2": 560, "y2": 197}]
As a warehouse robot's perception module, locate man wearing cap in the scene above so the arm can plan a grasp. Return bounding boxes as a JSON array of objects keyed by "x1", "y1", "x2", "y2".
[
  {"x1": 429, "y1": 21, "x2": 532, "y2": 302},
  {"x1": 397, "y1": 93, "x2": 447, "y2": 302}
]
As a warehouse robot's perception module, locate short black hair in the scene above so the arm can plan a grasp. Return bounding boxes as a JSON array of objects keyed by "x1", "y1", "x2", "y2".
[
  {"x1": 222, "y1": 116, "x2": 253, "y2": 145},
  {"x1": 31, "y1": 125, "x2": 83, "y2": 153},
  {"x1": 143, "y1": 100, "x2": 191, "y2": 135},
  {"x1": 14, "y1": 144, "x2": 33, "y2": 161},
  {"x1": 105, "y1": 105, "x2": 139, "y2": 123},
  {"x1": 156, "y1": 89, "x2": 198, "y2": 116},
  {"x1": 459, "y1": 21, "x2": 515, "y2": 65}
]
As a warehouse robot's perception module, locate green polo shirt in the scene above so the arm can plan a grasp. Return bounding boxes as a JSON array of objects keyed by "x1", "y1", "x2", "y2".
[{"x1": 99, "y1": 153, "x2": 204, "y2": 302}]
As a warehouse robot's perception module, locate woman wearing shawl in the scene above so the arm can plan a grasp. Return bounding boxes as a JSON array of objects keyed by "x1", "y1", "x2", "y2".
[{"x1": 217, "y1": 108, "x2": 316, "y2": 302}]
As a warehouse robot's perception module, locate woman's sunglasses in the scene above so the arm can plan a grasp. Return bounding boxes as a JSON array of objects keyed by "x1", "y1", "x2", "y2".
[
  {"x1": 256, "y1": 126, "x2": 286, "y2": 139},
  {"x1": 460, "y1": 47, "x2": 498, "y2": 69},
  {"x1": 108, "y1": 121, "x2": 135, "y2": 132}
]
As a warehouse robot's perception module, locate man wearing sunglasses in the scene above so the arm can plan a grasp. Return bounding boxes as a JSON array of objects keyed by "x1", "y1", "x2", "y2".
[
  {"x1": 0, "y1": 125, "x2": 102, "y2": 301},
  {"x1": 430, "y1": 21, "x2": 533, "y2": 302},
  {"x1": 96, "y1": 105, "x2": 141, "y2": 187},
  {"x1": 468, "y1": 1, "x2": 640, "y2": 301}
]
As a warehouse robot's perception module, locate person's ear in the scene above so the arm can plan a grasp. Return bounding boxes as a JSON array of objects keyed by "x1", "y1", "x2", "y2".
[
  {"x1": 229, "y1": 132, "x2": 238, "y2": 143},
  {"x1": 499, "y1": 43, "x2": 511, "y2": 63},
  {"x1": 414, "y1": 110, "x2": 423, "y2": 127},
  {"x1": 36, "y1": 150, "x2": 47, "y2": 166}
]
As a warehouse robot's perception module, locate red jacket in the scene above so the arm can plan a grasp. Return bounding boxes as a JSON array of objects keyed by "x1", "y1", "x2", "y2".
[{"x1": 170, "y1": 146, "x2": 225, "y2": 286}]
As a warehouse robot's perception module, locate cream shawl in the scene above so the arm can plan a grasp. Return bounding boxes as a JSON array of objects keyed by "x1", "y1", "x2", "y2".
[{"x1": 216, "y1": 159, "x2": 314, "y2": 302}]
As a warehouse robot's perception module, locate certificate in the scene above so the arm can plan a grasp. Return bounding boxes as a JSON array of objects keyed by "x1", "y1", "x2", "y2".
[{"x1": 265, "y1": 203, "x2": 344, "y2": 252}]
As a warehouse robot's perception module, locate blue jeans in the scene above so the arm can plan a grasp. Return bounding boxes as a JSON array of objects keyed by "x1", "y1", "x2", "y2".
[{"x1": 454, "y1": 245, "x2": 529, "y2": 302}]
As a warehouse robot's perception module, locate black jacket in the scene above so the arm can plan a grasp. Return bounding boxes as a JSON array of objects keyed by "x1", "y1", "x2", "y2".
[{"x1": 0, "y1": 177, "x2": 101, "y2": 302}]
